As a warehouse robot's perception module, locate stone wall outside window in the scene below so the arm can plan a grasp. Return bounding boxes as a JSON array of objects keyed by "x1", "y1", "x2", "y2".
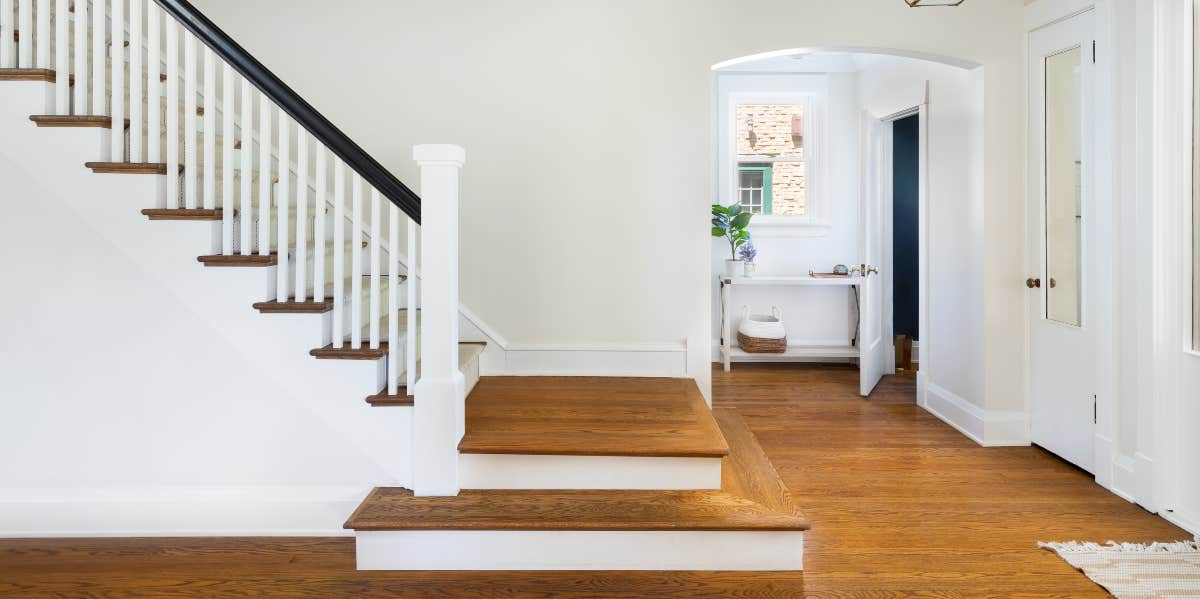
[{"x1": 736, "y1": 104, "x2": 807, "y2": 216}]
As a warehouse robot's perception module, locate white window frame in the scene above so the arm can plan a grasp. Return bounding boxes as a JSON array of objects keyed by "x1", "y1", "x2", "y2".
[{"x1": 717, "y1": 74, "x2": 831, "y2": 236}]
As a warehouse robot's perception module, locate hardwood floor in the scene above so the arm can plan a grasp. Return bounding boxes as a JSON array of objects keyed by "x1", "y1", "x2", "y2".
[{"x1": 0, "y1": 363, "x2": 1188, "y2": 598}]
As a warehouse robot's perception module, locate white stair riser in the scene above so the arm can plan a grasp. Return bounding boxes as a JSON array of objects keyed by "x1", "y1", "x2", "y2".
[
  {"x1": 458, "y1": 455, "x2": 722, "y2": 490},
  {"x1": 355, "y1": 530, "x2": 804, "y2": 571}
]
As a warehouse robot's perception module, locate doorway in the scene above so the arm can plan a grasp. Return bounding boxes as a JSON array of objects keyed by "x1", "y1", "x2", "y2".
[
  {"x1": 891, "y1": 114, "x2": 921, "y2": 372},
  {"x1": 1026, "y1": 9, "x2": 1096, "y2": 473}
]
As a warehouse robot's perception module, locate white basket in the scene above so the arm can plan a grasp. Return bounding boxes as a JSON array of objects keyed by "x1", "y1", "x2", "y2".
[{"x1": 738, "y1": 306, "x2": 786, "y2": 339}]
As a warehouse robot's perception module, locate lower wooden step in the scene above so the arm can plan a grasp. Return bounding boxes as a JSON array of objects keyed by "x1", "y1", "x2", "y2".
[
  {"x1": 309, "y1": 343, "x2": 389, "y2": 361},
  {"x1": 0, "y1": 68, "x2": 72, "y2": 84},
  {"x1": 345, "y1": 407, "x2": 807, "y2": 570},
  {"x1": 30, "y1": 115, "x2": 128, "y2": 129},
  {"x1": 252, "y1": 298, "x2": 335, "y2": 314},
  {"x1": 142, "y1": 208, "x2": 224, "y2": 221},
  {"x1": 85, "y1": 162, "x2": 174, "y2": 175}
]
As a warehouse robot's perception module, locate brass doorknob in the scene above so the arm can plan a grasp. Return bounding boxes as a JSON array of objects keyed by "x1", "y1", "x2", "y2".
[
  {"x1": 1026, "y1": 278, "x2": 1042, "y2": 289},
  {"x1": 1049, "y1": 278, "x2": 1057, "y2": 289},
  {"x1": 867, "y1": 266, "x2": 879, "y2": 276}
]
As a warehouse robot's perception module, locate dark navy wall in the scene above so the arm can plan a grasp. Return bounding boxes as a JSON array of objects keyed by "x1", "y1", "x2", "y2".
[{"x1": 892, "y1": 115, "x2": 920, "y2": 341}]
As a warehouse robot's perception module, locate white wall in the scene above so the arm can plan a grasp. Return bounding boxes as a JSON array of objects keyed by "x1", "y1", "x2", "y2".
[
  {"x1": 0, "y1": 85, "x2": 408, "y2": 535},
  {"x1": 856, "y1": 57, "x2": 990, "y2": 433},
  {"x1": 190, "y1": 0, "x2": 1028, "y2": 402}
]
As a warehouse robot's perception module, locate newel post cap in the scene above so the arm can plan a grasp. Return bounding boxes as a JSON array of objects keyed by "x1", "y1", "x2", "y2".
[{"x1": 413, "y1": 144, "x2": 466, "y2": 167}]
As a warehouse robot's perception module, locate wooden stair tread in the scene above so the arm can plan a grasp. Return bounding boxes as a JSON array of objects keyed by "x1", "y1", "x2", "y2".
[
  {"x1": 457, "y1": 377, "x2": 730, "y2": 458},
  {"x1": 141, "y1": 208, "x2": 224, "y2": 221},
  {"x1": 252, "y1": 298, "x2": 335, "y2": 314},
  {"x1": 344, "y1": 488, "x2": 808, "y2": 532},
  {"x1": 364, "y1": 342, "x2": 484, "y2": 406},
  {"x1": 85, "y1": 162, "x2": 178, "y2": 175},
  {"x1": 0, "y1": 68, "x2": 72, "y2": 84},
  {"x1": 31, "y1": 115, "x2": 129, "y2": 129},
  {"x1": 713, "y1": 407, "x2": 800, "y2": 517},
  {"x1": 197, "y1": 254, "x2": 277, "y2": 267},
  {"x1": 309, "y1": 343, "x2": 390, "y2": 360}
]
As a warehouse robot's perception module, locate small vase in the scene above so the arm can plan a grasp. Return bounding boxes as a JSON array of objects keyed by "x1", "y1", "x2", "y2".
[
  {"x1": 744, "y1": 262, "x2": 756, "y2": 277},
  {"x1": 725, "y1": 259, "x2": 744, "y2": 278}
]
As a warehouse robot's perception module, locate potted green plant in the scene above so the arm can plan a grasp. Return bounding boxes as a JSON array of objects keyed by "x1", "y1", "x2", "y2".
[{"x1": 712, "y1": 203, "x2": 752, "y2": 277}]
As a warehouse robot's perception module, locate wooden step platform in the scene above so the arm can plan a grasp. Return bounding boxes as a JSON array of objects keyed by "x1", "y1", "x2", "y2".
[
  {"x1": 252, "y1": 298, "x2": 336, "y2": 314},
  {"x1": 458, "y1": 376, "x2": 729, "y2": 458},
  {"x1": 345, "y1": 407, "x2": 806, "y2": 570},
  {"x1": 0, "y1": 68, "x2": 71, "y2": 84}
]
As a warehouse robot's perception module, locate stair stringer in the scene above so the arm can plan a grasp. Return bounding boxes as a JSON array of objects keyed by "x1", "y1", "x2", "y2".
[{"x1": 0, "y1": 81, "x2": 411, "y2": 536}]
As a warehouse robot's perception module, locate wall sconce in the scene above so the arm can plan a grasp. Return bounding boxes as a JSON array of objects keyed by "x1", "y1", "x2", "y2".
[{"x1": 905, "y1": 0, "x2": 965, "y2": 6}]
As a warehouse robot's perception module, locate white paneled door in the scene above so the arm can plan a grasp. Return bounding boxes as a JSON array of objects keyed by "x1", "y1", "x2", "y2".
[
  {"x1": 859, "y1": 114, "x2": 885, "y2": 397},
  {"x1": 1027, "y1": 10, "x2": 1096, "y2": 472}
]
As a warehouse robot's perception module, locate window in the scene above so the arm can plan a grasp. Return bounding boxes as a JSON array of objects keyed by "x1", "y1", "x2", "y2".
[
  {"x1": 735, "y1": 104, "x2": 807, "y2": 217},
  {"x1": 738, "y1": 165, "x2": 772, "y2": 214}
]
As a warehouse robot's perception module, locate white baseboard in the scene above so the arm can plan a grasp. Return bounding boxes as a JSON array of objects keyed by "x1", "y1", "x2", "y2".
[
  {"x1": 500, "y1": 344, "x2": 688, "y2": 377},
  {"x1": 459, "y1": 454, "x2": 722, "y2": 490},
  {"x1": 1110, "y1": 454, "x2": 1139, "y2": 503},
  {"x1": 1162, "y1": 509, "x2": 1200, "y2": 537},
  {"x1": 0, "y1": 486, "x2": 369, "y2": 537},
  {"x1": 355, "y1": 530, "x2": 804, "y2": 571},
  {"x1": 922, "y1": 382, "x2": 1030, "y2": 447}
]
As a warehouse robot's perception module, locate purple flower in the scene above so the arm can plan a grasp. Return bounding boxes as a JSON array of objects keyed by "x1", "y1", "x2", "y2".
[{"x1": 738, "y1": 242, "x2": 758, "y2": 262}]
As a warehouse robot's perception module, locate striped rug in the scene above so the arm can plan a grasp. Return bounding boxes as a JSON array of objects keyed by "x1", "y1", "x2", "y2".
[{"x1": 1040, "y1": 539, "x2": 1200, "y2": 598}]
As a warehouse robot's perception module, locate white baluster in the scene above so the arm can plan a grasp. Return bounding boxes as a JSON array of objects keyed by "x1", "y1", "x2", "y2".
[
  {"x1": 406, "y1": 218, "x2": 418, "y2": 390},
  {"x1": 146, "y1": 3, "x2": 159, "y2": 161},
  {"x1": 239, "y1": 78, "x2": 252, "y2": 254},
  {"x1": 0, "y1": 0, "x2": 14, "y2": 68},
  {"x1": 332, "y1": 158, "x2": 346, "y2": 348},
  {"x1": 257, "y1": 95, "x2": 271, "y2": 255},
  {"x1": 128, "y1": 0, "x2": 142, "y2": 162},
  {"x1": 221, "y1": 62, "x2": 234, "y2": 255},
  {"x1": 276, "y1": 113, "x2": 290, "y2": 303},
  {"x1": 313, "y1": 145, "x2": 327, "y2": 303},
  {"x1": 35, "y1": 0, "x2": 48, "y2": 68},
  {"x1": 53, "y1": 0, "x2": 67, "y2": 114},
  {"x1": 71, "y1": 0, "x2": 85, "y2": 113},
  {"x1": 165, "y1": 17, "x2": 178, "y2": 207},
  {"x1": 183, "y1": 31, "x2": 197, "y2": 208},
  {"x1": 295, "y1": 130, "x2": 308, "y2": 303},
  {"x1": 413, "y1": 144, "x2": 466, "y2": 496},
  {"x1": 388, "y1": 203, "x2": 400, "y2": 396},
  {"x1": 202, "y1": 46, "x2": 215, "y2": 210},
  {"x1": 18, "y1": 0, "x2": 31, "y2": 68},
  {"x1": 351, "y1": 173, "x2": 363, "y2": 349},
  {"x1": 108, "y1": 0, "x2": 123, "y2": 161},
  {"x1": 369, "y1": 188, "x2": 381, "y2": 349},
  {"x1": 90, "y1": 0, "x2": 103, "y2": 117}
]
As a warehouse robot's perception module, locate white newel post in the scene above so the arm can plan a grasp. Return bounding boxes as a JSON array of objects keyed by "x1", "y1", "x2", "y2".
[{"x1": 412, "y1": 144, "x2": 465, "y2": 497}]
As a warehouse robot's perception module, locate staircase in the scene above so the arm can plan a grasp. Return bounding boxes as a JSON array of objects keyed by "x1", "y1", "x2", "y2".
[{"x1": 0, "y1": 0, "x2": 807, "y2": 571}]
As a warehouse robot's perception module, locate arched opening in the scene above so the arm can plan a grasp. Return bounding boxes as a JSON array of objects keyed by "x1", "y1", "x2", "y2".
[{"x1": 709, "y1": 47, "x2": 985, "y2": 416}]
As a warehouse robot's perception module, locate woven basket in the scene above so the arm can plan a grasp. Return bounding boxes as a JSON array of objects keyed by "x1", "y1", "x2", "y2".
[
  {"x1": 738, "y1": 331, "x2": 787, "y2": 353},
  {"x1": 737, "y1": 306, "x2": 787, "y2": 354}
]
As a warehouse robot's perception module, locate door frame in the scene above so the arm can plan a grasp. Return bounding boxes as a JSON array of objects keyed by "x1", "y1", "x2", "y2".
[{"x1": 865, "y1": 82, "x2": 931, "y2": 395}]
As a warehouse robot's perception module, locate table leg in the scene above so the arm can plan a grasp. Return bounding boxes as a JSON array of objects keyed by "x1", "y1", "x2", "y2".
[{"x1": 722, "y1": 279, "x2": 732, "y2": 372}]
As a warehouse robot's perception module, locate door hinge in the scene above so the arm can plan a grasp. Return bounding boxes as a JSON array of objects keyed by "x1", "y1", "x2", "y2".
[
  {"x1": 1092, "y1": 40, "x2": 1096, "y2": 64},
  {"x1": 1093, "y1": 395, "x2": 1098, "y2": 424}
]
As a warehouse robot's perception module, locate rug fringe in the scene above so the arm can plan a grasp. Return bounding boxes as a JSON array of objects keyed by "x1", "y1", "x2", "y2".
[{"x1": 1039, "y1": 538, "x2": 1200, "y2": 554}]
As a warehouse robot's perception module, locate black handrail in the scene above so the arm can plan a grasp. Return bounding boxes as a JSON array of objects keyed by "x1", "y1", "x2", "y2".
[{"x1": 153, "y1": 0, "x2": 422, "y2": 224}]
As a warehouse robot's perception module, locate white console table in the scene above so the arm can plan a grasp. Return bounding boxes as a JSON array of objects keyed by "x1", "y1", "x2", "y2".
[{"x1": 719, "y1": 275, "x2": 865, "y2": 372}]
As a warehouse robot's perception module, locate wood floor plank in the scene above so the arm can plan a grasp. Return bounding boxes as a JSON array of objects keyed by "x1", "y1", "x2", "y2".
[
  {"x1": 458, "y1": 376, "x2": 730, "y2": 457},
  {"x1": 0, "y1": 363, "x2": 1188, "y2": 596}
]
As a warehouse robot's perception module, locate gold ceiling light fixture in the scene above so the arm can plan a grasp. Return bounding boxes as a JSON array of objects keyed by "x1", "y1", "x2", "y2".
[{"x1": 905, "y1": 0, "x2": 965, "y2": 6}]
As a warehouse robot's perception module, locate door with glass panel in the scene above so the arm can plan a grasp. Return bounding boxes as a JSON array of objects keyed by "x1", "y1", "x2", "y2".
[{"x1": 1027, "y1": 10, "x2": 1095, "y2": 472}]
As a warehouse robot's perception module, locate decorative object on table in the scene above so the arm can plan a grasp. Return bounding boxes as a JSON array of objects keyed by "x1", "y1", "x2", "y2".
[
  {"x1": 737, "y1": 306, "x2": 787, "y2": 353},
  {"x1": 1039, "y1": 539, "x2": 1200, "y2": 599},
  {"x1": 833, "y1": 264, "x2": 850, "y2": 275},
  {"x1": 738, "y1": 242, "x2": 758, "y2": 277},
  {"x1": 809, "y1": 270, "x2": 850, "y2": 279},
  {"x1": 712, "y1": 202, "x2": 753, "y2": 278}
]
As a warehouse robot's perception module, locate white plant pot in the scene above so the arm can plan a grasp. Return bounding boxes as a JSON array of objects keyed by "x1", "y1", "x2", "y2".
[{"x1": 725, "y1": 259, "x2": 744, "y2": 278}]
